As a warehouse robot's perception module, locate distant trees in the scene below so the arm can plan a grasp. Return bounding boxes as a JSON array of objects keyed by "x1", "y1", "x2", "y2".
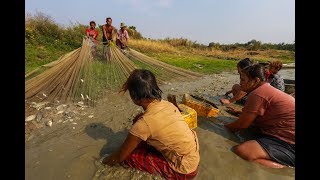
[
  {"x1": 127, "y1": 26, "x2": 143, "y2": 39},
  {"x1": 208, "y1": 39, "x2": 295, "y2": 51},
  {"x1": 245, "y1": 39, "x2": 262, "y2": 50}
]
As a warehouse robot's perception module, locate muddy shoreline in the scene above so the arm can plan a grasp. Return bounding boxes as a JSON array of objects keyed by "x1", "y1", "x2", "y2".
[{"x1": 25, "y1": 71, "x2": 295, "y2": 180}]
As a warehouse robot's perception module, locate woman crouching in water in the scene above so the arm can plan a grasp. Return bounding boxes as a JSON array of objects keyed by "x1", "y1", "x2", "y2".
[
  {"x1": 225, "y1": 64, "x2": 295, "y2": 168},
  {"x1": 102, "y1": 69, "x2": 200, "y2": 179}
]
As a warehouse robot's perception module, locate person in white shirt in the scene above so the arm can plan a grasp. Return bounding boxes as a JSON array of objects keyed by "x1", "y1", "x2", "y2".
[{"x1": 116, "y1": 22, "x2": 129, "y2": 49}]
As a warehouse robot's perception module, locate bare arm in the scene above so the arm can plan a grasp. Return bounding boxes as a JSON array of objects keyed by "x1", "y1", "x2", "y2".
[
  {"x1": 221, "y1": 90, "x2": 236, "y2": 104},
  {"x1": 225, "y1": 106, "x2": 242, "y2": 116},
  {"x1": 102, "y1": 25, "x2": 108, "y2": 40},
  {"x1": 224, "y1": 111, "x2": 258, "y2": 132},
  {"x1": 125, "y1": 30, "x2": 129, "y2": 41},
  {"x1": 102, "y1": 133, "x2": 142, "y2": 166},
  {"x1": 111, "y1": 28, "x2": 115, "y2": 41},
  {"x1": 220, "y1": 98, "x2": 235, "y2": 105}
]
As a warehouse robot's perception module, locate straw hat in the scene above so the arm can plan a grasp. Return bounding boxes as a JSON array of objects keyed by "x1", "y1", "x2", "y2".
[{"x1": 120, "y1": 22, "x2": 127, "y2": 28}]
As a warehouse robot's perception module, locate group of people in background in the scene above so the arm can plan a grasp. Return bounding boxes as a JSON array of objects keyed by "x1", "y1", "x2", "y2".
[
  {"x1": 220, "y1": 59, "x2": 288, "y2": 106},
  {"x1": 85, "y1": 17, "x2": 130, "y2": 56},
  {"x1": 220, "y1": 59, "x2": 295, "y2": 169}
]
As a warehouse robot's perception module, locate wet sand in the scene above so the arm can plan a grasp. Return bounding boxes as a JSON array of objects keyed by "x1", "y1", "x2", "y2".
[{"x1": 25, "y1": 71, "x2": 295, "y2": 180}]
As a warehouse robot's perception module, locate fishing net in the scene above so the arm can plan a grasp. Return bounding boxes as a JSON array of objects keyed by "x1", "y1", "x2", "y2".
[
  {"x1": 25, "y1": 37, "x2": 203, "y2": 106},
  {"x1": 26, "y1": 37, "x2": 95, "y2": 105},
  {"x1": 126, "y1": 48, "x2": 202, "y2": 83}
]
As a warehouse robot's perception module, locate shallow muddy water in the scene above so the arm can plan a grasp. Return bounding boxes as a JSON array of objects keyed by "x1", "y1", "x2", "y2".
[{"x1": 279, "y1": 68, "x2": 295, "y2": 80}]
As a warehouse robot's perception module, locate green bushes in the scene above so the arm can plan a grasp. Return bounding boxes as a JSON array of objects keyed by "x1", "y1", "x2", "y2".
[
  {"x1": 127, "y1": 26, "x2": 143, "y2": 39},
  {"x1": 25, "y1": 12, "x2": 85, "y2": 50},
  {"x1": 25, "y1": 12, "x2": 88, "y2": 72}
]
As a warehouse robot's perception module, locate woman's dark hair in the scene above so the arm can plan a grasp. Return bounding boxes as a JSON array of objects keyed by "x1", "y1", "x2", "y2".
[
  {"x1": 120, "y1": 69, "x2": 162, "y2": 101},
  {"x1": 237, "y1": 58, "x2": 253, "y2": 69},
  {"x1": 90, "y1": 21, "x2": 96, "y2": 25},
  {"x1": 242, "y1": 64, "x2": 266, "y2": 81}
]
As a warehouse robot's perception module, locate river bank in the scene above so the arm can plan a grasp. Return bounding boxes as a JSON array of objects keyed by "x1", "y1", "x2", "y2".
[{"x1": 25, "y1": 71, "x2": 295, "y2": 180}]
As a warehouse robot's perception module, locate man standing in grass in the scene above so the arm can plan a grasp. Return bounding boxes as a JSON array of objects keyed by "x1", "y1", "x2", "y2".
[{"x1": 102, "y1": 17, "x2": 115, "y2": 59}]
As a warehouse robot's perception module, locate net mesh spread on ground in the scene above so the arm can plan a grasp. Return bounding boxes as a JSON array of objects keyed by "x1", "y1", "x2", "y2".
[{"x1": 25, "y1": 38, "x2": 203, "y2": 105}]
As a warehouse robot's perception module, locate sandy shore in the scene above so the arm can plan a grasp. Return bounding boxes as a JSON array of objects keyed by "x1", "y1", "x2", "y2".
[{"x1": 25, "y1": 71, "x2": 295, "y2": 180}]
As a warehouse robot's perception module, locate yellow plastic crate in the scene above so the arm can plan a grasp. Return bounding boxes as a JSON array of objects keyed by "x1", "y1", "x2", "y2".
[
  {"x1": 182, "y1": 94, "x2": 219, "y2": 117},
  {"x1": 178, "y1": 104, "x2": 197, "y2": 129}
]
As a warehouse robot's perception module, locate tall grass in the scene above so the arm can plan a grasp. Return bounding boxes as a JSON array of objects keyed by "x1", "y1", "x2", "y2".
[
  {"x1": 129, "y1": 39, "x2": 177, "y2": 53},
  {"x1": 129, "y1": 38, "x2": 294, "y2": 64}
]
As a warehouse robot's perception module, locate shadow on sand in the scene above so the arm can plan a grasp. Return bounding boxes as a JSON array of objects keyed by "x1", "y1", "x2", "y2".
[
  {"x1": 197, "y1": 115, "x2": 261, "y2": 145},
  {"x1": 85, "y1": 122, "x2": 128, "y2": 157}
]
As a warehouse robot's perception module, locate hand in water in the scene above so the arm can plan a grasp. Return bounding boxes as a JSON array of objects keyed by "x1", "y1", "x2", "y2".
[
  {"x1": 226, "y1": 106, "x2": 241, "y2": 116},
  {"x1": 101, "y1": 153, "x2": 118, "y2": 166},
  {"x1": 220, "y1": 98, "x2": 231, "y2": 105}
]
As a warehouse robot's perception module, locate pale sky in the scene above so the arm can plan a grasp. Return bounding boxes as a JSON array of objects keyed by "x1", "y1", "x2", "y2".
[{"x1": 25, "y1": 0, "x2": 295, "y2": 45}]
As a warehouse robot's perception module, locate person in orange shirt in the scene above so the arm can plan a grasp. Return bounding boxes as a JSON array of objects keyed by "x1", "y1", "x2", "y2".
[{"x1": 102, "y1": 69, "x2": 200, "y2": 179}]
